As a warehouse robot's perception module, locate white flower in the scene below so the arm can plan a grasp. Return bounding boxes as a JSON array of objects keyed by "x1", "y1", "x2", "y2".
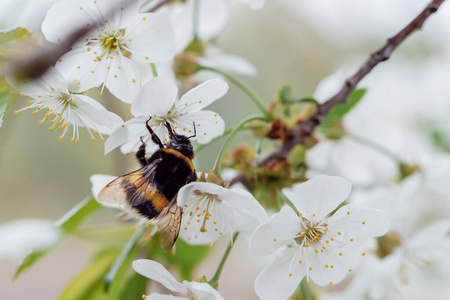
[
  {"x1": 236, "y1": 0, "x2": 266, "y2": 10},
  {"x1": 7, "y1": 67, "x2": 122, "y2": 142},
  {"x1": 249, "y1": 175, "x2": 390, "y2": 300},
  {"x1": 132, "y1": 259, "x2": 224, "y2": 300},
  {"x1": 105, "y1": 77, "x2": 228, "y2": 154},
  {"x1": 323, "y1": 220, "x2": 450, "y2": 300},
  {"x1": 0, "y1": 219, "x2": 61, "y2": 260},
  {"x1": 177, "y1": 182, "x2": 268, "y2": 245},
  {"x1": 42, "y1": 0, "x2": 175, "y2": 103},
  {"x1": 0, "y1": 0, "x2": 59, "y2": 31}
]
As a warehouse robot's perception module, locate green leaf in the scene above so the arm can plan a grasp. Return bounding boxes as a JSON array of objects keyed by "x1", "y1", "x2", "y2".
[
  {"x1": 0, "y1": 27, "x2": 29, "y2": 44},
  {"x1": 154, "y1": 239, "x2": 210, "y2": 280},
  {"x1": 15, "y1": 197, "x2": 102, "y2": 278},
  {"x1": 58, "y1": 250, "x2": 119, "y2": 300},
  {"x1": 118, "y1": 273, "x2": 148, "y2": 300},
  {"x1": 103, "y1": 225, "x2": 145, "y2": 294},
  {"x1": 321, "y1": 88, "x2": 367, "y2": 127},
  {"x1": 0, "y1": 80, "x2": 17, "y2": 129},
  {"x1": 76, "y1": 225, "x2": 135, "y2": 247}
]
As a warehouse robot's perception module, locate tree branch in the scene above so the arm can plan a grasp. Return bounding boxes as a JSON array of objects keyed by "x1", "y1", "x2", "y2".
[{"x1": 232, "y1": 0, "x2": 445, "y2": 184}]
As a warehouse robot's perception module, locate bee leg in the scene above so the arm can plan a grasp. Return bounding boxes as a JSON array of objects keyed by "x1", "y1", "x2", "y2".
[
  {"x1": 146, "y1": 117, "x2": 164, "y2": 149},
  {"x1": 136, "y1": 136, "x2": 148, "y2": 167}
]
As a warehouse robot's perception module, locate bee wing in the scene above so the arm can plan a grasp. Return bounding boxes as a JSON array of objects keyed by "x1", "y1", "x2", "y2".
[
  {"x1": 156, "y1": 196, "x2": 182, "y2": 252},
  {"x1": 97, "y1": 158, "x2": 162, "y2": 210}
]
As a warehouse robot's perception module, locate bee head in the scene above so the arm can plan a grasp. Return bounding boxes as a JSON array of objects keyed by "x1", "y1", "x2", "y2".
[{"x1": 165, "y1": 122, "x2": 195, "y2": 159}]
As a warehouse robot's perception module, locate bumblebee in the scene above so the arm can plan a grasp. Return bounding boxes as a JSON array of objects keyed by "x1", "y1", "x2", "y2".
[{"x1": 98, "y1": 118, "x2": 197, "y2": 251}]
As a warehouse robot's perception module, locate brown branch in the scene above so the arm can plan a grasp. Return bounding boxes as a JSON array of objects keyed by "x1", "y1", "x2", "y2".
[{"x1": 232, "y1": 0, "x2": 445, "y2": 184}]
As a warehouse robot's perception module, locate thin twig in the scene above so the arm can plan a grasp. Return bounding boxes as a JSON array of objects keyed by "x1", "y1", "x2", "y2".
[{"x1": 232, "y1": 0, "x2": 445, "y2": 184}]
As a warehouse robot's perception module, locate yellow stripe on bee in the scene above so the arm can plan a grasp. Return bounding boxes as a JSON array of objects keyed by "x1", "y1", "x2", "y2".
[
  {"x1": 163, "y1": 148, "x2": 194, "y2": 171},
  {"x1": 147, "y1": 189, "x2": 170, "y2": 213},
  {"x1": 129, "y1": 173, "x2": 169, "y2": 213}
]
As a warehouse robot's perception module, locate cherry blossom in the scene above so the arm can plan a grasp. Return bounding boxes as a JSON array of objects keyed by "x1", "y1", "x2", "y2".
[
  {"x1": 177, "y1": 181, "x2": 268, "y2": 246},
  {"x1": 133, "y1": 259, "x2": 224, "y2": 300},
  {"x1": 249, "y1": 175, "x2": 389, "y2": 300},
  {"x1": 42, "y1": 0, "x2": 175, "y2": 103},
  {"x1": 105, "y1": 77, "x2": 228, "y2": 154},
  {"x1": 7, "y1": 66, "x2": 122, "y2": 142}
]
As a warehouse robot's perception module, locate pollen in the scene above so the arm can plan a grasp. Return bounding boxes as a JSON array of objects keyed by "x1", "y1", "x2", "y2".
[
  {"x1": 145, "y1": 56, "x2": 149, "y2": 60},
  {"x1": 298, "y1": 212, "x2": 302, "y2": 217},
  {"x1": 273, "y1": 238, "x2": 277, "y2": 242},
  {"x1": 339, "y1": 252, "x2": 342, "y2": 256},
  {"x1": 87, "y1": 47, "x2": 91, "y2": 52},
  {"x1": 312, "y1": 213, "x2": 316, "y2": 217},
  {"x1": 230, "y1": 244, "x2": 234, "y2": 248},
  {"x1": 314, "y1": 249, "x2": 318, "y2": 254},
  {"x1": 220, "y1": 232, "x2": 223, "y2": 235},
  {"x1": 362, "y1": 221, "x2": 366, "y2": 225},
  {"x1": 197, "y1": 220, "x2": 200, "y2": 223},
  {"x1": 100, "y1": 92, "x2": 103, "y2": 95},
  {"x1": 362, "y1": 252, "x2": 366, "y2": 256},
  {"x1": 77, "y1": 82, "x2": 81, "y2": 85},
  {"x1": 338, "y1": 232, "x2": 341, "y2": 235},
  {"x1": 100, "y1": 138, "x2": 105, "y2": 142},
  {"x1": 14, "y1": 110, "x2": 18, "y2": 115},
  {"x1": 143, "y1": 17, "x2": 147, "y2": 20},
  {"x1": 350, "y1": 238, "x2": 354, "y2": 242},
  {"x1": 59, "y1": 136, "x2": 63, "y2": 141},
  {"x1": 347, "y1": 211, "x2": 350, "y2": 215},
  {"x1": 349, "y1": 269, "x2": 352, "y2": 272},
  {"x1": 20, "y1": 93, "x2": 24, "y2": 97},
  {"x1": 76, "y1": 138, "x2": 80, "y2": 143},
  {"x1": 91, "y1": 71, "x2": 94, "y2": 73},
  {"x1": 309, "y1": 267, "x2": 312, "y2": 271},
  {"x1": 132, "y1": 78, "x2": 136, "y2": 83},
  {"x1": 330, "y1": 265, "x2": 334, "y2": 269},
  {"x1": 289, "y1": 273, "x2": 292, "y2": 277},
  {"x1": 208, "y1": 245, "x2": 212, "y2": 249},
  {"x1": 325, "y1": 264, "x2": 328, "y2": 268},
  {"x1": 114, "y1": 75, "x2": 118, "y2": 78},
  {"x1": 199, "y1": 100, "x2": 202, "y2": 103},
  {"x1": 299, "y1": 260, "x2": 302, "y2": 264},
  {"x1": 142, "y1": 295, "x2": 146, "y2": 299},
  {"x1": 307, "y1": 282, "x2": 311, "y2": 285},
  {"x1": 330, "y1": 238, "x2": 334, "y2": 241},
  {"x1": 329, "y1": 282, "x2": 333, "y2": 286}
]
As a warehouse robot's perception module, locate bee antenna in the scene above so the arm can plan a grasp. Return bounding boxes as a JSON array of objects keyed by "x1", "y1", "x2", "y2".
[
  {"x1": 165, "y1": 121, "x2": 177, "y2": 139},
  {"x1": 187, "y1": 121, "x2": 197, "y2": 139}
]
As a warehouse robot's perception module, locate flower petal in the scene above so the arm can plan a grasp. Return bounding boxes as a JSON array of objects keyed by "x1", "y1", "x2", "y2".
[
  {"x1": 178, "y1": 182, "x2": 230, "y2": 245},
  {"x1": 104, "y1": 55, "x2": 141, "y2": 103},
  {"x1": 283, "y1": 175, "x2": 352, "y2": 220},
  {"x1": 176, "y1": 78, "x2": 228, "y2": 113},
  {"x1": 221, "y1": 188, "x2": 268, "y2": 233},
  {"x1": 308, "y1": 243, "x2": 360, "y2": 286},
  {"x1": 145, "y1": 294, "x2": 187, "y2": 300},
  {"x1": 198, "y1": 46, "x2": 257, "y2": 77},
  {"x1": 326, "y1": 204, "x2": 390, "y2": 238},
  {"x1": 72, "y1": 95, "x2": 123, "y2": 134},
  {"x1": 126, "y1": 13, "x2": 175, "y2": 63},
  {"x1": 249, "y1": 206, "x2": 301, "y2": 258},
  {"x1": 183, "y1": 281, "x2": 224, "y2": 300},
  {"x1": 172, "y1": 110, "x2": 224, "y2": 144},
  {"x1": 132, "y1": 260, "x2": 187, "y2": 295},
  {"x1": 131, "y1": 77, "x2": 177, "y2": 117},
  {"x1": 90, "y1": 174, "x2": 117, "y2": 200},
  {"x1": 0, "y1": 219, "x2": 61, "y2": 260},
  {"x1": 42, "y1": 0, "x2": 100, "y2": 43},
  {"x1": 255, "y1": 246, "x2": 305, "y2": 300},
  {"x1": 56, "y1": 45, "x2": 106, "y2": 93}
]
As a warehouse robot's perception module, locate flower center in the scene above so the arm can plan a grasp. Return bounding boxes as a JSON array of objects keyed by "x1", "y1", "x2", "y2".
[
  {"x1": 93, "y1": 28, "x2": 128, "y2": 60},
  {"x1": 295, "y1": 220, "x2": 327, "y2": 247}
]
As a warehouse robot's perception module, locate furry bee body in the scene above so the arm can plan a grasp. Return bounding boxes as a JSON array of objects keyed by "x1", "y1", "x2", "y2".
[{"x1": 98, "y1": 120, "x2": 197, "y2": 251}]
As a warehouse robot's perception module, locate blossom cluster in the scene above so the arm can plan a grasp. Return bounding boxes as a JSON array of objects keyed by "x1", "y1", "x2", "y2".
[{"x1": 1, "y1": 0, "x2": 450, "y2": 300}]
